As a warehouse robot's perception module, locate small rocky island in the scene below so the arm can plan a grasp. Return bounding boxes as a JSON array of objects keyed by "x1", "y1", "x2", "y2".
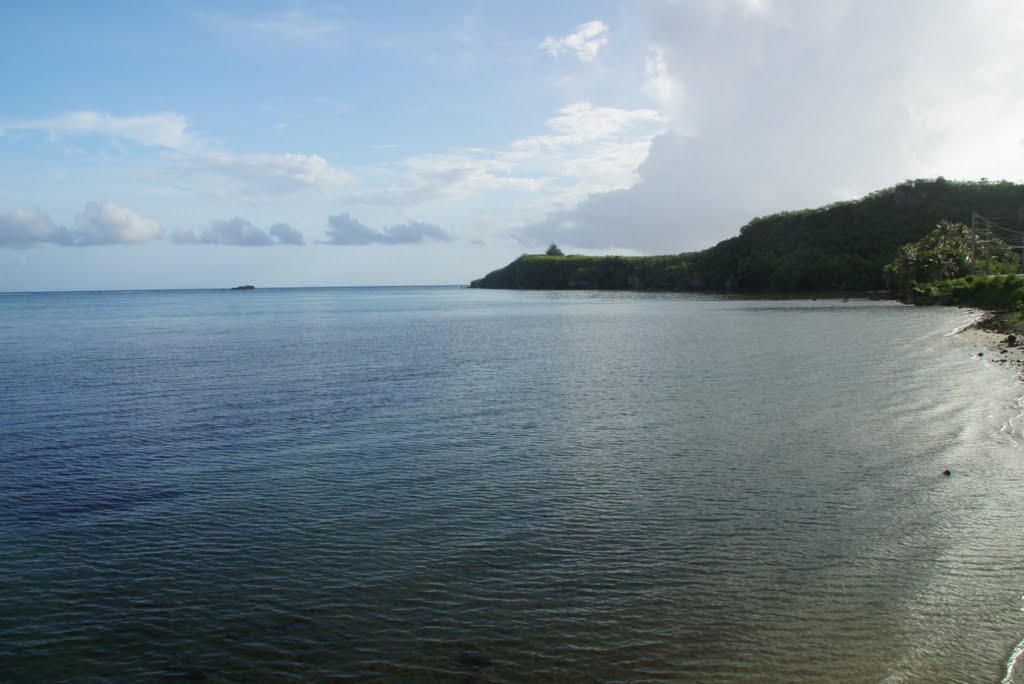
[{"x1": 229, "y1": 285, "x2": 255, "y2": 291}]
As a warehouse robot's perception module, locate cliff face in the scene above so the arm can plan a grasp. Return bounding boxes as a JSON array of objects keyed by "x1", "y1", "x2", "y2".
[{"x1": 471, "y1": 179, "x2": 1024, "y2": 292}]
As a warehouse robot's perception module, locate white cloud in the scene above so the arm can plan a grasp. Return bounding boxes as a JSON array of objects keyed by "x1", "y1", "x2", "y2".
[
  {"x1": 269, "y1": 223, "x2": 305, "y2": 245},
  {"x1": 324, "y1": 213, "x2": 453, "y2": 245},
  {"x1": 644, "y1": 47, "x2": 684, "y2": 118},
  {"x1": 354, "y1": 153, "x2": 542, "y2": 207},
  {"x1": 1, "y1": 111, "x2": 197, "y2": 150},
  {"x1": 351, "y1": 102, "x2": 665, "y2": 213},
  {"x1": 510, "y1": 101, "x2": 664, "y2": 152},
  {"x1": 74, "y1": 201, "x2": 162, "y2": 245},
  {"x1": 0, "y1": 209, "x2": 65, "y2": 247},
  {"x1": 169, "y1": 152, "x2": 353, "y2": 200},
  {"x1": 173, "y1": 218, "x2": 305, "y2": 246},
  {"x1": 0, "y1": 202, "x2": 161, "y2": 247},
  {"x1": 539, "y1": 20, "x2": 609, "y2": 62},
  {"x1": 516, "y1": 0, "x2": 1024, "y2": 253},
  {"x1": 352, "y1": 167, "x2": 490, "y2": 208}
]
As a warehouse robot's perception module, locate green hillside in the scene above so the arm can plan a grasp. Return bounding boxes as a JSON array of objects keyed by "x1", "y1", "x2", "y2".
[{"x1": 470, "y1": 178, "x2": 1024, "y2": 292}]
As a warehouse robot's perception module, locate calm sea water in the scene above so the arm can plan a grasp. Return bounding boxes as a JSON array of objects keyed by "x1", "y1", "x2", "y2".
[{"x1": 2, "y1": 286, "x2": 1023, "y2": 682}]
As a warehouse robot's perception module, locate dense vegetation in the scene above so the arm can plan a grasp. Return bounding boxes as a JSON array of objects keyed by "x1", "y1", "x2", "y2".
[
  {"x1": 883, "y1": 220, "x2": 1019, "y2": 290},
  {"x1": 471, "y1": 178, "x2": 1024, "y2": 292},
  {"x1": 904, "y1": 275, "x2": 1024, "y2": 336},
  {"x1": 883, "y1": 224, "x2": 1024, "y2": 336},
  {"x1": 469, "y1": 253, "x2": 696, "y2": 290}
]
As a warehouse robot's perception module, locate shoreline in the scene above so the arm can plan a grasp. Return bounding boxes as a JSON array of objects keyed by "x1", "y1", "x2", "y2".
[{"x1": 953, "y1": 312, "x2": 1024, "y2": 373}]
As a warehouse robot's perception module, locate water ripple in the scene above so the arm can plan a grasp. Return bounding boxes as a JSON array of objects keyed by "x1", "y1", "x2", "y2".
[{"x1": 1, "y1": 289, "x2": 1023, "y2": 681}]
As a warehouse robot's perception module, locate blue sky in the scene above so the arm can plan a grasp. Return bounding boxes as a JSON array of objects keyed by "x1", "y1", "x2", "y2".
[{"x1": 2, "y1": 0, "x2": 1022, "y2": 291}]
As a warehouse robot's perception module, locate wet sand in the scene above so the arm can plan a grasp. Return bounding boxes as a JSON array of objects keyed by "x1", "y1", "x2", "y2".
[{"x1": 954, "y1": 317, "x2": 1024, "y2": 373}]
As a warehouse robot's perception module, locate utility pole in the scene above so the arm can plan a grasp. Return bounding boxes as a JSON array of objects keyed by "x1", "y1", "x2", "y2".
[
  {"x1": 970, "y1": 211, "x2": 977, "y2": 274},
  {"x1": 1019, "y1": 229, "x2": 1024, "y2": 275},
  {"x1": 970, "y1": 211, "x2": 1024, "y2": 276},
  {"x1": 985, "y1": 225, "x2": 991, "y2": 275},
  {"x1": 1015, "y1": 227, "x2": 1024, "y2": 274}
]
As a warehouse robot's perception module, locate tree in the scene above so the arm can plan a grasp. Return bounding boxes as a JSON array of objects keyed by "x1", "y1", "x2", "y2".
[
  {"x1": 545, "y1": 243, "x2": 564, "y2": 256},
  {"x1": 883, "y1": 220, "x2": 1019, "y2": 289}
]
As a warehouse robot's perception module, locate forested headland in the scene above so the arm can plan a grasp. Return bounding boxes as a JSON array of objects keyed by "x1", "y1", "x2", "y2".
[{"x1": 470, "y1": 178, "x2": 1024, "y2": 293}]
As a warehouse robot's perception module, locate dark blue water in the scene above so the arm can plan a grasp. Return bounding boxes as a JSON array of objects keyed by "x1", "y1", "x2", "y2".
[{"x1": 2, "y1": 287, "x2": 1023, "y2": 682}]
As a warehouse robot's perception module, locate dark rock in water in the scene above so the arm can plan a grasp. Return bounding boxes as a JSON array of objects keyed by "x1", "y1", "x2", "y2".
[
  {"x1": 229, "y1": 285, "x2": 255, "y2": 291},
  {"x1": 1005, "y1": 334, "x2": 1019, "y2": 347},
  {"x1": 978, "y1": 352, "x2": 984, "y2": 357},
  {"x1": 943, "y1": 469, "x2": 951, "y2": 477}
]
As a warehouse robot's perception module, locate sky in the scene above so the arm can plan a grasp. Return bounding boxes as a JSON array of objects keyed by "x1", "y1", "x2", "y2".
[{"x1": 1, "y1": 0, "x2": 1023, "y2": 291}]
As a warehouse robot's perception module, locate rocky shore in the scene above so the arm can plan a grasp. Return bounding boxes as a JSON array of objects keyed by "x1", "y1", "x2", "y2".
[{"x1": 956, "y1": 313, "x2": 1024, "y2": 373}]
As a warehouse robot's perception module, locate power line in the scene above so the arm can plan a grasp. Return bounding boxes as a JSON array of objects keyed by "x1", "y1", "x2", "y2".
[{"x1": 972, "y1": 212, "x2": 1024, "y2": 275}]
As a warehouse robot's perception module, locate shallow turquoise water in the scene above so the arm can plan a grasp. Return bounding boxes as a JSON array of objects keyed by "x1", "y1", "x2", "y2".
[{"x1": 2, "y1": 287, "x2": 1023, "y2": 681}]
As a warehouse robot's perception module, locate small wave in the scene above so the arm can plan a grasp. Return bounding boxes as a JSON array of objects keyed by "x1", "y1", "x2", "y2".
[
  {"x1": 1004, "y1": 395, "x2": 1024, "y2": 443},
  {"x1": 1002, "y1": 637, "x2": 1024, "y2": 684}
]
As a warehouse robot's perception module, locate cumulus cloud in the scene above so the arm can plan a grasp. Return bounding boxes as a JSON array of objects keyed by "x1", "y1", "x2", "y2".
[
  {"x1": 0, "y1": 206, "x2": 307, "y2": 249},
  {"x1": 517, "y1": 0, "x2": 1024, "y2": 253},
  {"x1": 323, "y1": 213, "x2": 453, "y2": 245},
  {"x1": 0, "y1": 111, "x2": 196, "y2": 150},
  {"x1": 169, "y1": 152, "x2": 352, "y2": 200},
  {"x1": 74, "y1": 201, "x2": 162, "y2": 245},
  {"x1": 644, "y1": 46, "x2": 684, "y2": 118},
  {"x1": 0, "y1": 202, "x2": 162, "y2": 247},
  {"x1": 173, "y1": 218, "x2": 304, "y2": 246},
  {"x1": 0, "y1": 209, "x2": 68, "y2": 247},
  {"x1": 269, "y1": 222, "x2": 305, "y2": 245},
  {"x1": 539, "y1": 20, "x2": 609, "y2": 62}
]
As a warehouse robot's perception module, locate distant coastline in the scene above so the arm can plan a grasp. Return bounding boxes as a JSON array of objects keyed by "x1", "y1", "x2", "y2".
[{"x1": 470, "y1": 178, "x2": 1024, "y2": 294}]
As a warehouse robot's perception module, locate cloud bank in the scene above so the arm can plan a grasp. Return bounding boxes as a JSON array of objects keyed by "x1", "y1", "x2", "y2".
[
  {"x1": 173, "y1": 218, "x2": 305, "y2": 246},
  {"x1": 0, "y1": 209, "x2": 66, "y2": 248},
  {"x1": 0, "y1": 208, "x2": 307, "y2": 248},
  {"x1": 324, "y1": 213, "x2": 453, "y2": 245},
  {"x1": 0, "y1": 202, "x2": 162, "y2": 247}
]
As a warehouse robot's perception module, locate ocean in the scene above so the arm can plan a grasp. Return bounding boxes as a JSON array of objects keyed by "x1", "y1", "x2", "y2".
[{"x1": 2, "y1": 286, "x2": 1023, "y2": 682}]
